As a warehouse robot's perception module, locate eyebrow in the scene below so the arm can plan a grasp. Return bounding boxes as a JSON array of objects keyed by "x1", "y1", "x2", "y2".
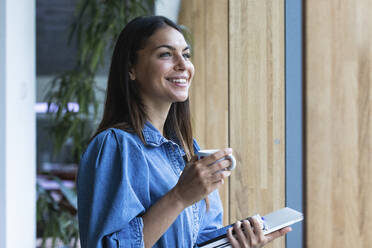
[{"x1": 154, "y1": 45, "x2": 190, "y2": 52}]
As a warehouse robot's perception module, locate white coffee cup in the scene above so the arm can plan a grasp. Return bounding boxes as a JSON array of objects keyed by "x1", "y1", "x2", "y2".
[{"x1": 196, "y1": 149, "x2": 236, "y2": 171}]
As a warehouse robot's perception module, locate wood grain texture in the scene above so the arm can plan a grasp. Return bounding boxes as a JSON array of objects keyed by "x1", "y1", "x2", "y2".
[
  {"x1": 178, "y1": 0, "x2": 230, "y2": 225},
  {"x1": 306, "y1": 1, "x2": 372, "y2": 247},
  {"x1": 229, "y1": 1, "x2": 285, "y2": 248}
]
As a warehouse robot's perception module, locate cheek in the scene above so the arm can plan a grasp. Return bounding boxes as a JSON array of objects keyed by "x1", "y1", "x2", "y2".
[
  {"x1": 188, "y1": 63, "x2": 195, "y2": 80},
  {"x1": 150, "y1": 62, "x2": 172, "y2": 78}
]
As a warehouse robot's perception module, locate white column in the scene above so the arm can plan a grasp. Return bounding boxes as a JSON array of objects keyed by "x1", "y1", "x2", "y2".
[
  {"x1": 0, "y1": 0, "x2": 36, "y2": 247},
  {"x1": 155, "y1": 0, "x2": 181, "y2": 23}
]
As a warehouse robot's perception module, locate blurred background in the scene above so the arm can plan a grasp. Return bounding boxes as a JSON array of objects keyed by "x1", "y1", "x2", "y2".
[{"x1": 1, "y1": 0, "x2": 371, "y2": 247}]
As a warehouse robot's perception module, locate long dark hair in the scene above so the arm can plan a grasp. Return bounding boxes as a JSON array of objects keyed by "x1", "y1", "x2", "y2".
[{"x1": 94, "y1": 16, "x2": 194, "y2": 159}]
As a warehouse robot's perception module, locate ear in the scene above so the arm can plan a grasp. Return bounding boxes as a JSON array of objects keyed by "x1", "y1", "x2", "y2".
[{"x1": 128, "y1": 67, "x2": 136, "y2": 81}]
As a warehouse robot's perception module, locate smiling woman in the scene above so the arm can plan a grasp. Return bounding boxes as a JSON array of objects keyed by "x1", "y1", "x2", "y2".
[{"x1": 76, "y1": 15, "x2": 288, "y2": 248}]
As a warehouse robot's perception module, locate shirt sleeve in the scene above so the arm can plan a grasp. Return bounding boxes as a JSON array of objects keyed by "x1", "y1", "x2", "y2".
[{"x1": 77, "y1": 129, "x2": 148, "y2": 248}]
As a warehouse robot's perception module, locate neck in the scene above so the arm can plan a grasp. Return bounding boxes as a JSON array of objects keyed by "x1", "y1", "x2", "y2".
[{"x1": 144, "y1": 101, "x2": 171, "y2": 136}]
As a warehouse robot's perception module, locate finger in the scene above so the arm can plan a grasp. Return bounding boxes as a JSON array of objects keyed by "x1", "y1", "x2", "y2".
[
  {"x1": 227, "y1": 227, "x2": 240, "y2": 248},
  {"x1": 212, "y1": 178, "x2": 226, "y2": 189},
  {"x1": 242, "y1": 219, "x2": 255, "y2": 243},
  {"x1": 211, "y1": 170, "x2": 231, "y2": 183},
  {"x1": 265, "y1": 227, "x2": 292, "y2": 243},
  {"x1": 249, "y1": 217, "x2": 266, "y2": 244},
  {"x1": 209, "y1": 159, "x2": 232, "y2": 174},
  {"x1": 199, "y1": 148, "x2": 232, "y2": 166},
  {"x1": 249, "y1": 217, "x2": 264, "y2": 236},
  {"x1": 233, "y1": 221, "x2": 248, "y2": 247}
]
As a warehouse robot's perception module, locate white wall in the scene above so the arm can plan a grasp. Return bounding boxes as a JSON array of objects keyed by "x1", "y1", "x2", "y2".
[{"x1": 0, "y1": 0, "x2": 36, "y2": 247}]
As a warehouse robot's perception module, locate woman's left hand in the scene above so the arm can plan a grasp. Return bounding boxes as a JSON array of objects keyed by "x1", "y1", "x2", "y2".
[{"x1": 226, "y1": 217, "x2": 291, "y2": 248}]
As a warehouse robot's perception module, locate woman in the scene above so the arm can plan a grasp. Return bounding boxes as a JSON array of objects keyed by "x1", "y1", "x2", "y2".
[{"x1": 77, "y1": 16, "x2": 290, "y2": 248}]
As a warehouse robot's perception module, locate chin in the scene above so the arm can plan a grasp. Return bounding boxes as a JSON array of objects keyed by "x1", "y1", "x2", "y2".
[
  {"x1": 168, "y1": 90, "x2": 189, "y2": 102},
  {"x1": 172, "y1": 95, "x2": 189, "y2": 103}
]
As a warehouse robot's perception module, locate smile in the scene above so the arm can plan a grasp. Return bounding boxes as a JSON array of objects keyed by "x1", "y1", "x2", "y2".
[{"x1": 166, "y1": 78, "x2": 188, "y2": 86}]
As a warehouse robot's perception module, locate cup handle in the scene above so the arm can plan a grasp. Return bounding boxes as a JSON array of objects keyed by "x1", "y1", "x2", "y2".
[{"x1": 226, "y1": 154, "x2": 236, "y2": 170}]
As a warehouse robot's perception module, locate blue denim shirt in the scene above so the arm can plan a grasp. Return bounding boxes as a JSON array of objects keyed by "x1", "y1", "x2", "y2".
[{"x1": 77, "y1": 122, "x2": 223, "y2": 247}]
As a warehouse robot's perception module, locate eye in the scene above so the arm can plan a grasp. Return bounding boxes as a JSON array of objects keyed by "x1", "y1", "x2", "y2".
[
  {"x1": 183, "y1": 53, "x2": 191, "y2": 59},
  {"x1": 159, "y1": 52, "x2": 172, "y2": 58}
]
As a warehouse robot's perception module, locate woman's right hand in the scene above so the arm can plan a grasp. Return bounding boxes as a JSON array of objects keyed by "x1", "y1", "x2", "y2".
[{"x1": 171, "y1": 148, "x2": 233, "y2": 208}]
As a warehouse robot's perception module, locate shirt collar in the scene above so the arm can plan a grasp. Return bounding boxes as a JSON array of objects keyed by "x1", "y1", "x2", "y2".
[
  {"x1": 142, "y1": 121, "x2": 166, "y2": 146},
  {"x1": 142, "y1": 121, "x2": 185, "y2": 157}
]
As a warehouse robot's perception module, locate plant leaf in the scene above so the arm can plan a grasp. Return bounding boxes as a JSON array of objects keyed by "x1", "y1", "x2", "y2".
[{"x1": 52, "y1": 177, "x2": 77, "y2": 210}]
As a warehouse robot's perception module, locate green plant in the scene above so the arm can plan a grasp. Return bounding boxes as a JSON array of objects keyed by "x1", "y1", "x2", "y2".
[{"x1": 37, "y1": 177, "x2": 79, "y2": 248}]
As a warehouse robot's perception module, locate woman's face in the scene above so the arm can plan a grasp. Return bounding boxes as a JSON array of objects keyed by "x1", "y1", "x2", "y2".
[{"x1": 130, "y1": 26, "x2": 195, "y2": 107}]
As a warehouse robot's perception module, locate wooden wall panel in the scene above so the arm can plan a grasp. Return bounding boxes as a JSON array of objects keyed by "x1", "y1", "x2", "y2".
[
  {"x1": 178, "y1": 0, "x2": 230, "y2": 225},
  {"x1": 179, "y1": 2, "x2": 285, "y2": 244},
  {"x1": 306, "y1": 1, "x2": 372, "y2": 247},
  {"x1": 229, "y1": 1, "x2": 285, "y2": 248}
]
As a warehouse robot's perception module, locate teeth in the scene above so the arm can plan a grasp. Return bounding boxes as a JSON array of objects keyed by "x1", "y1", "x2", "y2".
[{"x1": 168, "y1": 78, "x2": 187, "y2": 84}]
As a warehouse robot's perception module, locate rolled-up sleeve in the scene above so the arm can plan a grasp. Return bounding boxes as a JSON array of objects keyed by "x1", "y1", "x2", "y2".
[{"x1": 77, "y1": 129, "x2": 148, "y2": 248}]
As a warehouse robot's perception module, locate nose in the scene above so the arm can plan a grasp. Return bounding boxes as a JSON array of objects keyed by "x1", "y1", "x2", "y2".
[{"x1": 174, "y1": 54, "x2": 187, "y2": 71}]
